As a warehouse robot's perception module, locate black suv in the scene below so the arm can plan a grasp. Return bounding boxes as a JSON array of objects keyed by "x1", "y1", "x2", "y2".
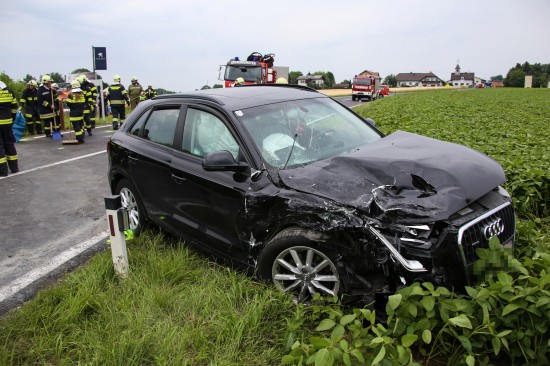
[{"x1": 108, "y1": 85, "x2": 515, "y2": 302}]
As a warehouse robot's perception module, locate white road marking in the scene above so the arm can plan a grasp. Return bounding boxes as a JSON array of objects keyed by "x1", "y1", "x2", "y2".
[
  {"x1": 0, "y1": 232, "x2": 109, "y2": 303},
  {"x1": 0, "y1": 150, "x2": 106, "y2": 180}
]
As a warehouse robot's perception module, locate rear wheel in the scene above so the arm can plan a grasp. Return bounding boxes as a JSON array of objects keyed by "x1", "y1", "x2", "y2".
[
  {"x1": 351, "y1": 95, "x2": 356, "y2": 101},
  {"x1": 115, "y1": 178, "x2": 146, "y2": 236},
  {"x1": 256, "y1": 229, "x2": 342, "y2": 303}
]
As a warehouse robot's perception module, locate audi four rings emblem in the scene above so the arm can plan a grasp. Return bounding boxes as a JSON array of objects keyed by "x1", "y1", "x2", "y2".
[{"x1": 482, "y1": 218, "x2": 504, "y2": 240}]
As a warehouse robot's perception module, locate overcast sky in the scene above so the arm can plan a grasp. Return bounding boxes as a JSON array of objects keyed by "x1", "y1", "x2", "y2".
[{"x1": 3, "y1": 0, "x2": 549, "y2": 92}]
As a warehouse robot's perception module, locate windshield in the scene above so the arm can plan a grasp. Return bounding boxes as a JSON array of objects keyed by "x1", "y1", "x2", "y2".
[
  {"x1": 236, "y1": 98, "x2": 382, "y2": 169},
  {"x1": 225, "y1": 66, "x2": 262, "y2": 82},
  {"x1": 353, "y1": 78, "x2": 371, "y2": 86}
]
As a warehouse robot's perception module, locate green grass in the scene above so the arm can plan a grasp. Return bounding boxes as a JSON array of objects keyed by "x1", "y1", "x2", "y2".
[{"x1": 0, "y1": 231, "x2": 298, "y2": 365}]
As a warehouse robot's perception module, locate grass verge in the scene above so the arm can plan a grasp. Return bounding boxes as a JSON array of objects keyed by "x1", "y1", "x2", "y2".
[{"x1": 0, "y1": 230, "x2": 297, "y2": 365}]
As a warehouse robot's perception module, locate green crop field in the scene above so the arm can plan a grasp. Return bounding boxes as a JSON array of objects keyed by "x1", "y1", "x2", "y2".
[{"x1": 1, "y1": 88, "x2": 549, "y2": 366}]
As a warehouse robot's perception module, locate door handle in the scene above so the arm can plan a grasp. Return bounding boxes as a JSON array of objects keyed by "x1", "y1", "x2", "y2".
[
  {"x1": 128, "y1": 156, "x2": 138, "y2": 164},
  {"x1": 171, "y1": 174, "x2": 186, "y2": 184}
]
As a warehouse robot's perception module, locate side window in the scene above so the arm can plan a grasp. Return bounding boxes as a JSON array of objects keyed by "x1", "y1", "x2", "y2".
[
  {"x1": 129, "y1": 110, "x2": 150, "y2": 136},
  {"x1": 182, "y1": 108, "x2": 239, "y2": 159},
  {"x1": 142, "y1": 108, "x2": 180, "y2": 148}
]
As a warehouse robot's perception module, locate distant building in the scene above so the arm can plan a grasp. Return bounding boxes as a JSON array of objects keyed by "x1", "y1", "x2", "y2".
[
  {"x1": 357, "y1": 70, "x2": 380, "y2": 78},
  {"x1": 491, "y1": 81, "x2": 504, "y2": 87},
  {"x1": 297, "y1": 74, "x2": 324, "y2": 87},
  {"x1": 449, "y1": 64, "x2": 475, "y2": 87},
  {"x1": 395, "y1": 72, "x2": 444, "y2": 87}
]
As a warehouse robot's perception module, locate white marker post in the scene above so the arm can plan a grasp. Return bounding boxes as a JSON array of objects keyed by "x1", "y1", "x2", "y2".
[{"x1": 104, "y1": 195, "x2": 129, "y2": 277}]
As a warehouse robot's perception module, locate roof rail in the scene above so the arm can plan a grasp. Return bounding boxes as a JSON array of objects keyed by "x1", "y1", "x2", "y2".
[{"x1": 152, "y1": 93, "x2": 225, "y2": 105}]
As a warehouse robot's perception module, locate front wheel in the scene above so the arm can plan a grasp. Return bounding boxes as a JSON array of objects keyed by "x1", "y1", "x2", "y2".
[
  {"x1": 256, "y1": 229, "x2": 342, "y2": 303},
  {"x1": 115, "y1": 178, "x2": 146, "y2": 236}
]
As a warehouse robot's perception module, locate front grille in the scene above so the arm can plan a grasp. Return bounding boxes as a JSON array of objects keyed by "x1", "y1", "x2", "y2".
[{"x1": 457, "y1": 202, "x2": 515, "y2": 265}]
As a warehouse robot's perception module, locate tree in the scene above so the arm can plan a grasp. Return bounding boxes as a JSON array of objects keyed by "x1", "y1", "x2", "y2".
[
  {"x1": 490, "y1": 75, "x2": 503, "y2": 82},
  {"x1": 23, "y1": 74, "x2": 36, "y2": 83},
  {"x1": 213, "y1": 84, "x2": 223, "y2": 89},
  {"x1": 201, "y1": 85, "x2": 211, "y2": 90},
  {"x1": 71, "y1": 68, "x2": 91, "y2": 74},
  {"x1": 383, "y1": 74, "x2": 397, "y2": 87},
  {"x1": 340, "y1": 79, "x2": 351, "y2": 88},
  {"x1": 534, "y1": 73, "x2": 548, "y2": 88},
  {"x1": 48, "y1": 72, "x2": 64, "y2": 83},
  {"x1": 1, "y1": 72, "x2": 26, "y2": 98},
  {"x1": 289, "y1": 71, "x2": 303, "y2": 85},
  {"x1": 504, "y1": 69, "x2": 526, "y2": 87}
]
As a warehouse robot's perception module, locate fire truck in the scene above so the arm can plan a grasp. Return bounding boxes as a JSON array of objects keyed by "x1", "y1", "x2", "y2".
[
  {"x1": 219, "y1": 52, "x2": 289, "y2": 88},
  {"x1": 351, "y1": 74, "x2": 381, "y2": 101}
]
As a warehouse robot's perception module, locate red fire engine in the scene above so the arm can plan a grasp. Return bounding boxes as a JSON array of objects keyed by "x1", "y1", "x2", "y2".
[
  {"x1": 351, "y1": 74, "x2": 381, "y2": 101},
  {"x1": 219, "y1": 52, "x2": 288, "y2": 88}
]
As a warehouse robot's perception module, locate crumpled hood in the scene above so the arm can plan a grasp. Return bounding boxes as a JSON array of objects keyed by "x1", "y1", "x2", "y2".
[{"x1": 277, "y1": 131, "x2": 506, "y2": 222}]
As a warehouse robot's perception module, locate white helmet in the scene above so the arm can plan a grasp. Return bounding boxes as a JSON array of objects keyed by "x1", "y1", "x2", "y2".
[
  {"x1": 234, "y1": 77, "x2": 245, "y2": 86},
  {"x1": 28, "y1": 80, "x2": 38, "y2": 87},
  {"x1": 41, "y1": 74, "x2": 51, "y2": 83},
  {"x1": 131, "y1": 76, "x2": 138, "y2": 82},
  {"x1": 0, "y1": 81, "x2": 6, "y2": 90}
]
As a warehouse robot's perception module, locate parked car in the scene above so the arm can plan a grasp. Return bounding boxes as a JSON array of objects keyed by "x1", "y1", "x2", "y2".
[
  {"x1": 107, "y1": 85, "x2": 515, "y2": 303},
  {"x1": 378, "y1": 84, "x2": 390, "y2": 98}
]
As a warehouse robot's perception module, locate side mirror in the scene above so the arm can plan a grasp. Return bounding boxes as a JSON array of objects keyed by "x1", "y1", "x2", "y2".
[
  {"x1": 203, "y1": 150, "x2": 249, "y2": 172},
  {"x1": 365, "y1": 118, "x2": 376, "y2": 127}
]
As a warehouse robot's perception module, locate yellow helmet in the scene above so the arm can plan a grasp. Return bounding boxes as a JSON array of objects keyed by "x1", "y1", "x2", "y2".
[
  {"x1": 28, "y1": 80, "x2": 38, "y2": 87},
  {"x1": 113, "y1": 74, "x2": 121, "y2": 82},
  {"x1": 77, "y1": 75, "x2": 87, "y2": 83},
  {"x1": 71, "y1": 80, "x2": 81, "y2": 88},
  {"x1": 275, "y1": 77, "x2": 288, "y2": 84},
  {"x1": 41, "y1": 74, "x2": 51, "y2": 83},
  {"x1": 234, "y1": 77, "x2": 245, "y2": 85}
]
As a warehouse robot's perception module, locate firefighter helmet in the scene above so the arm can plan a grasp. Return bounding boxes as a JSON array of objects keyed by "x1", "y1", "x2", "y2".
[
  {"x1": 71, "y1": 80, "x2": 81, "y2": 88},
  {"x1": 0, "y1": 81, "x2": 6, "y2": 89},
  {"x1": 77, "y1": 75, "x2": 87, "y2": 83},
  {"x1": 51, "y1": 83, "x2": 59, "y2": 89},
  {"x1": 131, "y1": 76, "x2": 138, "y2": 82},
  {"x1": 275, "y1": 77, "x2": 288, "y2": 84},
  {"x1": 234, "y1": 77, "x2": 245, "y2": 86},
  {"x1": 113, "y1": 75, "x2": 121, "y2": 82},
  {"x1": 28, "y1": 80, "x2": 38, "y2": 87},
  {"x1": 41, "y1": 74, "x2": 51, "y2": 83}
]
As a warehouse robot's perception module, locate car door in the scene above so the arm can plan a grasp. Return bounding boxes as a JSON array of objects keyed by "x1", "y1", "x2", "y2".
[
  {"x1": 168, "y1": 106, "x2": 251, "y2": 261},
  {"x1": 124, "y1": 105, "x2": 183, "y2": 226}
]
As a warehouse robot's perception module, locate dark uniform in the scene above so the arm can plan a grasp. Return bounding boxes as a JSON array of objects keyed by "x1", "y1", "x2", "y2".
[
  {"x1": 0, "y1": 83, "x2": 19, "y2": 176},
  {"x1": 106, "y1": 82, "x2": 129, "y2": 130},
  {"x1": 81, "y1": 78, "x2": 98, "y2": 134},
  {"x1": 19, "y1": 84, "x2": 42, "y2": 135},
  {"x1": 144, "y1": 86, "x2": 157, "y2": 100},
  {"x1": 66, "y1": 90, "x2": 87, "y2": 144},
  {"x1": 38, "y1": 82, "x2": 57, "y2": 137}
]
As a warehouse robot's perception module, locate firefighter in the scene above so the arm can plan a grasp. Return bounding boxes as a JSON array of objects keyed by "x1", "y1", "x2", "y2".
[
  {"x1": 234, "y1": 77, "x2": 245, "y2": 86},
  {"x1": 144, "y1": 84, "x2": 157, "y2": 100},
  {"x1": 38, "y1": 74, "x2": 57, "y2": 138},
  {"x1": 0, "y1": 81, "x2": 19, "y2": 176},
  {"x1": 106, "y1": 75, "x2": 130, "y2": 130},
  {"x1": 19, "y1": 80, "x2": 42, "y2": 135},
  {"x1": 51, "y1": 83, "x2": 62, "y2": 131},
  {"x1": 127, "y1": 76, "x2": 143, "y2": 109},
  {"x1": 78, "y1": 75, "x2": 98, "y2": 134},
  {"x1": 77, "y1": 75, "x2": 94, "y2": 136},
  {"x1": 66, "y1": 80, "x2": 86, "y2": 144}
]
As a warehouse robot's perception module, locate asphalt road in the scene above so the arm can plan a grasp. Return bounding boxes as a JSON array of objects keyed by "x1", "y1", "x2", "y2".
[
  {"x1": 0, "y1": 96, "x2": 368, "y2": 316},
  {"x1": 0, "y1": 125, "x2": 114, "y2": 315}
]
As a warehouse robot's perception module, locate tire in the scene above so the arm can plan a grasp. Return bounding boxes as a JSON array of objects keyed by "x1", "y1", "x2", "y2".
[
  {"x1": 115, "y1": 178, "x2": 146, "y2": 236},
  {"x1": 352, "y1": 95, "x2": 356, "y2": 101},
  {"x1": 256, "y1": 228, "x2": 343, "y2": 303}
]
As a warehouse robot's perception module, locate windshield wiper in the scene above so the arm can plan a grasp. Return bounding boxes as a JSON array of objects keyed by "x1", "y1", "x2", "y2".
[{"x1": 282, "y1": 133, "x2": 298, "y2": 170}]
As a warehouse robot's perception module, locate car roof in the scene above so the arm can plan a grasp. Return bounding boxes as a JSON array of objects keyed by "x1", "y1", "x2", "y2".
[{"x1": 154, "y1": 85, "x2": 326, "y2": 111}]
